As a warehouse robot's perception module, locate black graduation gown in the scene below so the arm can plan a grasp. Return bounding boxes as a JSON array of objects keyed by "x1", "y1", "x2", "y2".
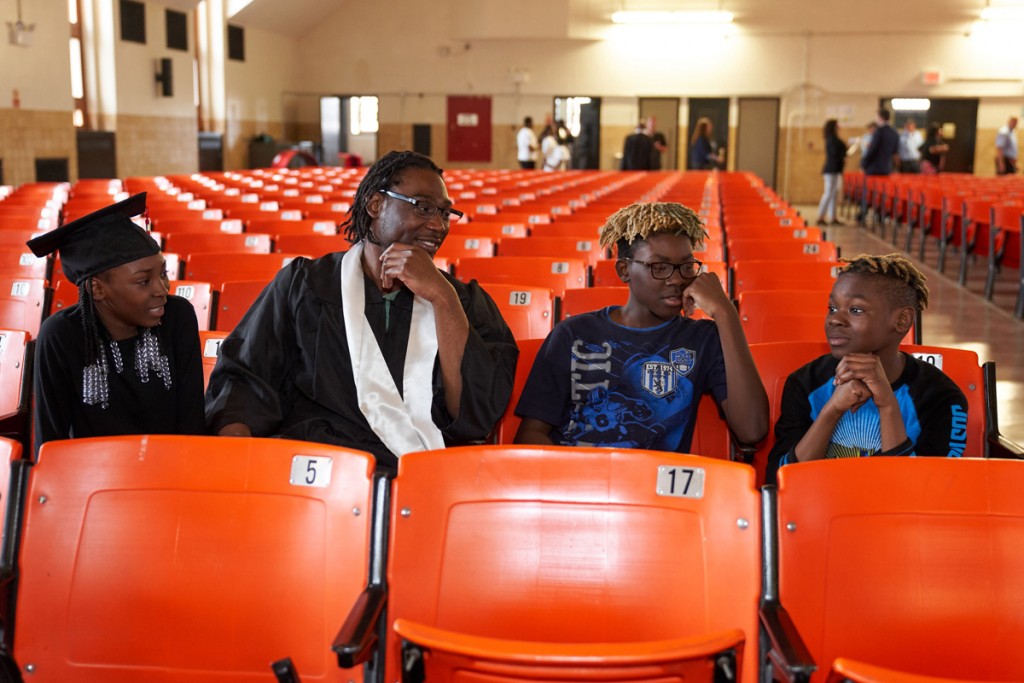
[
  {"x1": 204, "y1": 251, "x2": 519, "y2": 471},
  {"x1": 33, "y1": 295, "x2": 207, "y2": 454}
]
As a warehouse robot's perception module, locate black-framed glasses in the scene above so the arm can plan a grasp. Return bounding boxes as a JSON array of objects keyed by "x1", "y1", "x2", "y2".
[
  {"x1": 626, "y1": 258, "x2": 703, "y2": 279},
  {"x1": 379, "y1": 189, "x2": 464, "y2": 224}
]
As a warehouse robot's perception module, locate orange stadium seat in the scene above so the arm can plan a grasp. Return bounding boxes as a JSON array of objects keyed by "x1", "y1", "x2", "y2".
[
  {"x1": 436, "y1": 234, "x2": 497, "y2": 261},
  {"x1": 338, "y1": 445, "x2": 762, "y2": 683},
  {"x1": 183, "y1": 252, "x2": 304, "y2": 289},
  {"x1": 199, "y1": 330, "x2": 227, "y2": 389},
  {"x1": 169, "y1": 280, "x2": 213, "y2": 330},
  {"x1": 496, "y1": 236, "x2": 609, "y2": 268},
  {"x1": 726, "y1": 238, "x2": 837, "y2": 265},
  {"x1": 0, "y1": 278, "x2": 48, "y2": 339},
  {"x1": 456, "y1": 257, "x2": 587, "y2": 298},
  {"x1": 730, "y1": 260, "x2": 840, "y2": 297},
  {"x1": 985, "y1": 202, "x2": 1023, "y2": 304},
  {"x1": 274, "y1": 234, "x2": 350, "y2": 258},
  {"x1": 490, "y1": 337, "x2": 543, "y2": 444},
  {"x1": 560, "y1": 286, "x2": 628, "y2": 318},
  {"x1": 14, "y1": 435, "x2": 375, "y2": 682},
  {"x1": 763, "y1": 458, "x2": 1024, "y2": 682},
  {"x1": 475, "y1": 283, "x2": 554, "y2": 341},
  {"x1": 215, "y1": 280, "x2": 270, "y2": 331},
  {"x1": 0, "y1": 249, "x2": 48, "y2": 280},
  {"x1": 163, "y1": 232, "x2": 273, "y2": 256}
]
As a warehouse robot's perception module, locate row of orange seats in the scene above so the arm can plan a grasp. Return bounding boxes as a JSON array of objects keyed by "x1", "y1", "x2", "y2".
[{"x1": 3, "y1": 435, "x2": 1022, "y2": 682}]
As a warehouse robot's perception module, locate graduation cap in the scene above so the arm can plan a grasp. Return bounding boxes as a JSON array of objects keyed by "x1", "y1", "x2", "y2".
[{"x1": 26, "y1": 192, "x2": 160, "y2": 285}]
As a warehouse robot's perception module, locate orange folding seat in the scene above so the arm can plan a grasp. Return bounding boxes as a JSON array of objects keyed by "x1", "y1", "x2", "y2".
[
  {"x1": 273, "y1": 233, "x2": 350, "y2": 258},
  {"x1": 985, "y1": 202, "x2": 1023, "y2": 304},
  {"x1": 763, "y1": 458, "x2": 1024, "y2": 682},
  {"x1": 246, "y1": 218, "x2": 339, "y2": 236},
  {"x1": 14, "y1": 435, "x2": 375, "y2": 682},
  {"x1": 475, "y1": 283, "x2": 554, "y2": 341},
  {"x1": 730, "y1": 260, "x2": 840, "y2": 298},
  {"x1": 337, "y1": 445, "x2": 762, "y2": 683},
  {"x1": 164, "y1": 232, "x2": 272, "y2": 257},
  {"x1": 183, "y1": 252, "x2": 304, "y2": 289},
  {"x1": 0, "y1": 329, "x2": 29, "y2": 426},
  {"x1": 490, "y1": 338, "x2": 543, "y2": 443},
  {"x1": 560, "y1": 286, "x2": 628, "y2": 318},
  {"x1": 0, "y1": 278, "x2": 48, "y2": 339},
  {"x1": 956, "y1": 196, "x2": 995, "y2": 286},
  {"x1": 528, "y1": 222, "x2": 602, "y2": 239},
  {"x1": 168, "y1": 280, "x2": 213, "y2": 330},
  {"x1": 436, "y1": 234, "x2": 496, "y2": 261},
  {"x1": 0, "y1": 231, "x2": 44, "y2": 251},
  {"x1": 450, "y1": 223, "x2": 528, "y2": 239},
  {"x1": 726, "y1": 239, "x2": 837, "y2": 266},
  {"x1": 721, "y1": 225, "x2": 822, "y2": 243},
  {"x1": 496, "y1": 236, "x2": 608, "y2": 268},
  {"x1": 198, "y1": 329, "x2": 227, "y2": 388},
  {"x1": 0, "y1": 249, "x2": 49, "y2": 280},
  {"x1": 215, "y1": 280, "x2": 270, "y2": 331},
  {"x1": 456, "y1": 257, "x2": 587, "y2": 298},
  {"x1": 591, "y1": 258, "x2": 626, "y2": 287},
  {"x1": 152, "y1": 218, "x2": 244, "y2": 235}
]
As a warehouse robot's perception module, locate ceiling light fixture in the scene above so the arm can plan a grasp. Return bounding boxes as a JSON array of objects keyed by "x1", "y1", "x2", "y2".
[{"x1": 611, "y1": 10, "x2": 734, "y2": 25}]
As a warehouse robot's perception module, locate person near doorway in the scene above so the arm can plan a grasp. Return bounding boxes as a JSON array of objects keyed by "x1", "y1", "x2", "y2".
[
  {"x1": 816, "y1": 119, "x2": 847, "y2": 226},
  {"x1": 995, "y1": 116, "x2": 1018, "y2": 175},
  {"x1": 516, "y1": 117, "x2": 539, "y2": 169},
  {"x1": 919, "y1": 123, "x2": 949, "y2": 175},
  {"x1": 688, "y1": 117, "x2": 724, "y2": 170},
  {"x1": 897, "y1": 119, "x2": 924, "y2": 174},
  {"x1": 620, "y1": 121, "x2": 654, "y2": 170},
  {"x1": 650, "y1": 131, "x2": 668, "y2": 170}
]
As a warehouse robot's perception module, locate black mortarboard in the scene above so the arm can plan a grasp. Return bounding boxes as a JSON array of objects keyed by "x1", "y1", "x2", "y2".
[{"x1": 26, "y1": 192, "x2": 160, "y2": 285}]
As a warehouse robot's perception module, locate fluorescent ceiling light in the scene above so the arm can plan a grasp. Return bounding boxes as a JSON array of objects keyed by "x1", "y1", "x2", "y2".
[
  {"x1": 611, "y1": 10, "x2": 734, "y2": 24},
  {"x1": 980, "y1": 6, "x2": 1024, "y2": 20},
  {"x1": 892, "y1": 98, "x2": 931, "y2": 111}
]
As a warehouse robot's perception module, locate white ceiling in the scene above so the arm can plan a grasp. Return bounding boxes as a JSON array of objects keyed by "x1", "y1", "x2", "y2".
[{"x1": 226, "y1": 0, "x2": 344, "y2": 37}]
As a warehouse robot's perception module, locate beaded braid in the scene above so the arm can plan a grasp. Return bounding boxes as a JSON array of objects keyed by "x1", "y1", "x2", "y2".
[
  {"x1": 838, "y1": 253, "x2": 930, "y2": 311},
  {"x1": 599, "y1": 202, "x2": 707, "y2": 259}
]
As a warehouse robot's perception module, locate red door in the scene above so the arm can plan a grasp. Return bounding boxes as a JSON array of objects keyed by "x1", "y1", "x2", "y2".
[{"x1": 447, "y1": 96, "x2": 492, "y2": 163}]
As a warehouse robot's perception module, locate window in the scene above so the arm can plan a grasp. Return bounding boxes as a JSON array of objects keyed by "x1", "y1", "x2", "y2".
[
  {"x1": 120, "y1": 0, "x2": 146, "y2": 43},
  {"x1": 227, "y1": 24, "x2": 244, "y2": 61},
  {"x1": 69, "y1": 0, "x2": 87, "y2": 128},
  {"x1": 349, "y1": 96, "x2": 379, "y2": 135},
  {"x1": 166, "y1": 9, "x2": 188, "y2": 50}
]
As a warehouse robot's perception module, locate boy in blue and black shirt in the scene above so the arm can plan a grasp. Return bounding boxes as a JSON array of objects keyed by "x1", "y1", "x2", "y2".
[
  {"x1": 766, "y1": 254, "x2": 968, "y2": 484},
  {"x1": 514, "y1": 202, "x2": 768, "y2": 451}
]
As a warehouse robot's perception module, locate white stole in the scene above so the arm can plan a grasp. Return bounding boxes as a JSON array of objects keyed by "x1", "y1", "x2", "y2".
[{"x1": 340, "y1": 243, "x2": 445, "y2": 456}]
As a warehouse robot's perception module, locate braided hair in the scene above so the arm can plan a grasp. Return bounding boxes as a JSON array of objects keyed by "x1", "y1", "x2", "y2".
[
  {"x1": 838, "y1": 253, "x2": 929, "y2": 311},
  {"x1": 599, "y1": 202, "x2": 707, "y2": 259},
  {"x1": 340, "y1": 151, "x2": 444, "y2": 244}
]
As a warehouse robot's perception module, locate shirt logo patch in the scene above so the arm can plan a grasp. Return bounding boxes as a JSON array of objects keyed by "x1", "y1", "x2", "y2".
[
  {"x1": 671, "y1": 348, "x2": 696, "y2": 377},
  {"x1": 642, "y1": 362, "x2": 676, "y2": 397}
]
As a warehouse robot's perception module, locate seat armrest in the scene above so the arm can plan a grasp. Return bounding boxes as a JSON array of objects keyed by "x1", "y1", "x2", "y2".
[
  {"x1": 827, "y1": 657, "x2": 974, "y2": 683},
  {"x1": 759, "y1": 601, "x2": 815, "y2": 683},
  {"x1": 332, "y1": 585, "x2": 387, "y2": 668}
]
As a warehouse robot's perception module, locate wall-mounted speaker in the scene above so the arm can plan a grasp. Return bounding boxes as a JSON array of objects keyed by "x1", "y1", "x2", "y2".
[{"x1": 155, "y1": 57, "x2": 173, "y2": 97}]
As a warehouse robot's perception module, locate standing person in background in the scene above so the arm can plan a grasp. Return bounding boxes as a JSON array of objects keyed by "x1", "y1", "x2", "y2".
[
  {"x1": 516, "y1": 117, "x2": 539, "y2": 170},
  {"x1": 919, "y1": 123, "x2": 949, "y2": 175},
  {"x1": 540, "y1": 123, "x2": 564, "y2": 171},
  {"x1": 897, "y1": 119, "x2": 924, "y2": 174},
  {"x1": 816, "y1": 119, "x2": 847, "y2": 227},
  {"x1": 620, "y1": 121, "x2": 654, "y2": 170},
  {"x1": 995, "y1": 115, "x2": 1018, "y2": 175},
  {"x1": 650, "y1": 131, "x2": 668, "y2": 170},
  {"x1": 858, "y1": 109, "x2": 900, "y2": 224},
  {"x1": 689, "y1": 117, "x2": 724, "y2": 170}
]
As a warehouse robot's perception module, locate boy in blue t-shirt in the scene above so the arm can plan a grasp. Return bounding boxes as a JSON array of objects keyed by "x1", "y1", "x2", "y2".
[
  {"x1": 766, "y1": 253, "x2": 969, "y2": 484},
  {"x1": 514, "y1": 202, "x2": 768, "y2": 452}
]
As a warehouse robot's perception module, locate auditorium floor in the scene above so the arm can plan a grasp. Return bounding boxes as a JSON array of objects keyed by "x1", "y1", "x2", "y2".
[{"x1": 792, "y1": 204, "x2": 1024, "y2": 448}]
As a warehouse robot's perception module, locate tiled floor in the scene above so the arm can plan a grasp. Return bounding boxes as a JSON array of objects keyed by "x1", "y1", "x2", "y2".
[{"x1": 794, "y1": 203, "x2": 1024, "y2": 448}]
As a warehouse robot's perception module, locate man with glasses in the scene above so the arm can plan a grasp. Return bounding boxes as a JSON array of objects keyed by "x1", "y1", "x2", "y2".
[
  {"x1": 206, "y1": 151, "x2": 518, "y2": 472},
  {"x1": 514, "y1": 202, "x2": 767, "y2": 452}
]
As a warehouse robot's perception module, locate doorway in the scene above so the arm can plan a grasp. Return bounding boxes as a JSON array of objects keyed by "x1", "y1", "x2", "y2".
[
  {"x1": 736, "y1": 97, "x2": 780, "y2": 187},
  {"x1": 554, "y1": 96, "x2": 602, "y2": 169},
  {"x1": 321, "y1": 95, "x2": 379, "y2": 166},
  {"x1": 686, "y1": 98, "x2": 729, "y2": 170},
  {"x1": 639, "y1": 97, "x2": 679, "y2": 170}
]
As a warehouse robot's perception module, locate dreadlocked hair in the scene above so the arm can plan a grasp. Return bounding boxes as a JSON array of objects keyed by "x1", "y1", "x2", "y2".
[
  {"x1": 340, "y1": 151, "x2": 444, "y2": 244},
  {"x1": 599, "y1": 202, "x2": 707, "y2": 259},
  {"x1": 838, "y1": 253, "x2": 930, "y2": 311}
]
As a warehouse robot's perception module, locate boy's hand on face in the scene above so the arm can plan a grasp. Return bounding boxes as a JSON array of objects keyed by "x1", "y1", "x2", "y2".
[
  {"x1": 682, "y1": 273, "x2": 730, "y2": 319},
  {"x1": 829, "y1": 377, "x2": 871, "y2": 413},
  {"x1": 380, "y1": 242, "x2": 447, "y2": 299},
  {"x1": 835, "y1": 353, "x2": 896, "y2": 408}
]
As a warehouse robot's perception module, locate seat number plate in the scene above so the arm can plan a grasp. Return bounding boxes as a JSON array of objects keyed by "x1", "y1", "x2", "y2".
[
  {"x1": 656, "y1": 466, "x2": 705, "y2": 498},
  {"x1": 290, "y1": 455, "x2": 333, "y2": 488}
]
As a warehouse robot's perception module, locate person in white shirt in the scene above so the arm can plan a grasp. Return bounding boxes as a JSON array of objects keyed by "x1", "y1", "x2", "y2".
[
  {"x1": 516, "y1": 117, "x2": 539, "y2": 170},
  {"x1": 995, "y1": 116, "x2": 1018, "y2": 176},
  {"x1": 897, "y1": 119, "x2": 924, "y2": 174}
]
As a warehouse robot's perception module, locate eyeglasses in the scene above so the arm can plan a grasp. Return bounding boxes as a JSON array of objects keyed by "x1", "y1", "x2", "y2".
[
  {"x1": 627, "y1": 258, "x2": 703, "y2": 279},
  {"x1": 379, "y1": 189, "x2": 464, "y2": 224}
]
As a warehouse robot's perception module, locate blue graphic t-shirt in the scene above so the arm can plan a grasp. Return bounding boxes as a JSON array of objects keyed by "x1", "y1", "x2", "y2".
[{"x1": 515, "y1": 308, "x2": 727, "y2": 452}]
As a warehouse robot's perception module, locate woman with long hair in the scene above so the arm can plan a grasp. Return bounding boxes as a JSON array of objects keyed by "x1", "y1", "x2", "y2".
[
  {"x1": 816, "y1": 118, "x2": 847, "y2": 225},
  {"x1": 688, "y1": 117, "x2": 724, "y2": 170}
]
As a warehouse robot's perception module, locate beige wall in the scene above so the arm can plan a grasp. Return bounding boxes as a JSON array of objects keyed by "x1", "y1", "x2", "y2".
[
  {"x1": 115, "y1": 114, "x2": 199, "y2": 177},
  {"x1": 0, "y1": 109, "x2": 77, "y2": 185}
]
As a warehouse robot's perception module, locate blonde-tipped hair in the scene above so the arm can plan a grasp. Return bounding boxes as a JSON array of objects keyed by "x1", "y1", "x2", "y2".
[
  {"x1": 599, "y1": 202, "x2": 707, "y2": 256},
  {"x1": 838, "y1": 253, "x2": 929, "y2": 311}
]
